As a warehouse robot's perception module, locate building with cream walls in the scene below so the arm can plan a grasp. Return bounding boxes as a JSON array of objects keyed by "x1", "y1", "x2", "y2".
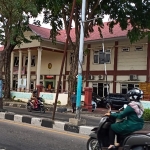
[{"x1": 2, "y1": 23, "x2": 150, "y2": 98}]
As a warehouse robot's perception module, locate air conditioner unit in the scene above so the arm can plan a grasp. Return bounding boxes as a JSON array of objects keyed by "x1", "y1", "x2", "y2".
[
  {"x1": 89, "y1": 75, "x2": 95, "y2": 80},
  {"x1": 130, "y1": 75, "x2": 138, "y2": 81},
  {"x1": 98, "y1": 75, "x2": 104, "y2": 80}
]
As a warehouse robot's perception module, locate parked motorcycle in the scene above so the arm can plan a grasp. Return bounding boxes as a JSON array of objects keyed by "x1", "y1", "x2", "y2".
[
  {"x1": 27, "y1": 97, "x2": 45, "y2": 113},
  {"x1": 87, "y1": 104, "x2": 150, "y2": 150}
]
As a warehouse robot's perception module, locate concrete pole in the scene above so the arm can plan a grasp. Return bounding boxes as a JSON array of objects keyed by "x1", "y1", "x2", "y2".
[
  {"x1": 76, "y1": 0, "x2": 86, "y2": 120},
  {"x1": 17, "y1": 51, "x2": 22, "y2": 91},
  {"x1": 27, "y1": 49, "x2": 31, "y2": 92},
  {"x1": 10, "y1": 52, "x2": 14, "y2": 90},
  {"x1": 36, "y1": 47, "x2": 42, "y2": 85}
]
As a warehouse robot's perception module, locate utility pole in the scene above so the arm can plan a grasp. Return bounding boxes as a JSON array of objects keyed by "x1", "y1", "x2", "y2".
[
  {"x1": 76, "y1": 0, "x2": 86, "y2": 120},
  {"x1": 102, "y1": 42, "x2": 109, "y2": 95},
  {"x1": 52, "y1": 0, "x2": 76, "y2": 120}
]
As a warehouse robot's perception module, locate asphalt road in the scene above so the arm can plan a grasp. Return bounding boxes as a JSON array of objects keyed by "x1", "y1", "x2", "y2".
[
  {"x1": 4, "y1": 106, "x2": 101, "y2": 126},
  {"x1": 0, "y1": 119, "x2": 88, "y2": 150}
]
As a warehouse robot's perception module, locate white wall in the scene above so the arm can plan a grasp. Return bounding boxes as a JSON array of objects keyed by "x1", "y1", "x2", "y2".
[
  {"x1": 117, "y1": 40, "x2": 147, "y2": 70},
  {"x1": 40, "y1": 50, "x2": 64, "y2": 75},
  {"x1": 117, "y1": 75, "x2": 146, "y2": 82},
  {"x1": 10, "y1": 91, "x2": 85, "y2": 106}
]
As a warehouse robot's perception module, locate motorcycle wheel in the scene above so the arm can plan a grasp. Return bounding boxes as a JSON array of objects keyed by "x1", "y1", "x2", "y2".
[
  {"x1": 27, "y1": 105, "x2": 32, "y2": 112},
  {"x1": 87, "y1": 137, "x2": 99, "y2": 150},
  {"x1": 40, "y1": 106, "x2": 45, "y2": 113}
]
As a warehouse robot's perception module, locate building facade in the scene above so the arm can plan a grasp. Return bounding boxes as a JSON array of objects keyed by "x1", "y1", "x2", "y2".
[{"x1": 5, "y1": 23, "x2": 150, "y2": 99}]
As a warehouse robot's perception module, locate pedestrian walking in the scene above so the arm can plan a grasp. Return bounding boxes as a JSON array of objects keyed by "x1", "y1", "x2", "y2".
[{"x1": 71, "y1": 92, "x2": 76, "y2": 113}]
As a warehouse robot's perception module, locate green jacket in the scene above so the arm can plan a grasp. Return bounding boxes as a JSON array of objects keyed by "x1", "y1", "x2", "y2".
[{"x1": 111, "y1": 105, "x2": 144, "y2": 135}]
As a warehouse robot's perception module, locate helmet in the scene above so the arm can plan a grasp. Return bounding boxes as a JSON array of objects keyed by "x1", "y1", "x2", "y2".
[
  {"x1": 127, "y1": 88, "x2": 143, "y2": 102},
  {"x1": 33, "y1": 90, "x2": 37, "y2": 94}
]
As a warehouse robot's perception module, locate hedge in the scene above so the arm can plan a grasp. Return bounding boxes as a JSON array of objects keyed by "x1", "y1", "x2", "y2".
[{"x1": 143, "y1": 109, "x2": 150, "y2": 121}]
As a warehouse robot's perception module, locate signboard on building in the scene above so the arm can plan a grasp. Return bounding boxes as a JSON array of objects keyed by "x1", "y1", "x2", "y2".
[
  {"x1": 18, "y1": 78, "x2": 26, "y2": 88},
  {"x1": 13, "y1": 67, "x2": 26, "y2": 75},
  {"x1": 139, "y1": 83, "x2": 150, "y2": 101},
  {"x1": 44, "y1": 75, "x2": 54, "y2": 79}
]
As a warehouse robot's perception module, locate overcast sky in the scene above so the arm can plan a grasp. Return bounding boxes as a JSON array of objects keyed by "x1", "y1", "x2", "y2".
[{"x1": 29, "y1": 14, "x2": 110, "y2": 29}]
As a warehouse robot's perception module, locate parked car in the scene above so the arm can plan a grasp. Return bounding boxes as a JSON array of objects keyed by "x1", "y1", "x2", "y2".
[
  {"x1": 103, "y1": 93, "x2": 129, "y2": 109},
  {"x1": 92, "y1": 92, "x2": 105, "y2": 108},
  {"x1": 81, "y1": 91, "x2": 104, "y2": 108}
]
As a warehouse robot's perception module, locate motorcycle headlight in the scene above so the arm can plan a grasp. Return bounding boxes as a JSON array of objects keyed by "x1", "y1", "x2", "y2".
[{"x1": 97, "y1": 98, "x2": 101, "y2": 101}]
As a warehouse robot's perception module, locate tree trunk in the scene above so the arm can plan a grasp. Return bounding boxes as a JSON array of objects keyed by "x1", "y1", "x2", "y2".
[
  {"x1": 4, "y1": 49, "x2": 12, "y2": 99},
  {"x1": 67, "y1": 5, "x2": 80, "y2": 104},
  {"x1": 67, "y1": 45, "x2": 79, "y2": 104},
  {"x1": 3, "y1": 45, "x2": 15, "y2": 99},
  {"x1": 0, "y1": 51, "x2": 4, "y2": 108}
]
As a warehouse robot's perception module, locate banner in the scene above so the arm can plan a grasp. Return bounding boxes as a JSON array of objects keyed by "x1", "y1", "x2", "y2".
[{"x1": 18, "y1": 78, "x2": 26, "y2": 88}]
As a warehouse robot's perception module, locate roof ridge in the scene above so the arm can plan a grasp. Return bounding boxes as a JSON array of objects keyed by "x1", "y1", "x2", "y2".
[{"x1": 29, "y1": 24, "x2": 50, "y2": 31}]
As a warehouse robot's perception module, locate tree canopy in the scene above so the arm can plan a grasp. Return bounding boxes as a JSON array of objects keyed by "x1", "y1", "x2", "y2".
[
  {"x1": 0, "y1": 0, "x2": 39, "y2": 101},
  {"x1": 36, "y1": 0, "x2": 150, "y2": 43},
  {"x1": 35, "y1": 0, "x2": 150, "y2": 102},
  {"x1": 0, "y1": 0, "x2": 38, "y2": 50}
]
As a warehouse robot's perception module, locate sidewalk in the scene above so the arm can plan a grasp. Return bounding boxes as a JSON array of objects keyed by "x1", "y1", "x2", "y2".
[
  {"x1": 3, "y1": 101, "x2": 107, "y2": 117},
  {"x1": 1, "y1": 101, "x2": 109, "y2": 136},
  {"x1": 2, "y1": 101, "x2": 149, "y2": 136}
]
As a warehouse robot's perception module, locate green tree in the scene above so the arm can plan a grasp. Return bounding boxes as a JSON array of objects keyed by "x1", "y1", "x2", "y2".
[
  {"x1": 36, "y1": 0, "x2": 150, "y2": 103},
  {"x1": 0, "y1": 0, "x2": 39, "y2": 108}
]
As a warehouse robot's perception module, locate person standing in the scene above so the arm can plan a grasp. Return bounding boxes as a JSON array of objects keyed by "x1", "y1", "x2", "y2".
[{"x1": 71, "y1": 92, "x2": 76, "y2": 113}]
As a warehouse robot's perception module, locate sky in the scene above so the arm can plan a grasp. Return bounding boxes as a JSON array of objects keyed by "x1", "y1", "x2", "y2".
[
  {"x1": 0, "y1": 14, "x2": 109, "y2": 48},
  {"x1": 29, "y1": 13, "x2": 110, "y2": 29}
]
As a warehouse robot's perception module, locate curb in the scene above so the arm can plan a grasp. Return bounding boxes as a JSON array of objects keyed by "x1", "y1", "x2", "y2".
[
  {"x1": 0, "y1": 112, "x2": 94, "y2": 135},
  {"x1": 3, "y1": 102, "x2": 89, "y2": 113},
  {"x1": 4, "y1": 102, "x2": 55, "y2": 111},
  {"x1": 3, "y1": 101, "x2": 105, "y2": 118}
]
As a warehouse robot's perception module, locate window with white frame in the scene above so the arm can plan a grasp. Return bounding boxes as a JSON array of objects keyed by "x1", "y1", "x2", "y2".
[
  {"x1": 31, "y1": 56, "x2": 35, "y2": 66},
  {"x1": 135, "y1": 46, "x2": 143, "y2": 51},
  {"x1": 122, "y1": 47, "x2": 130, "y2": 52},
  {"x1": 30, "y1": 81, "x2": 34, "y2": 90},
  {"x1": 70, "y1": 52, "x2": 73, "y2": 64},
  {"x1": 93, "y1": 49, "x2": 111, "y2": 64},
  {"x1": 121, "y1": 84, "x2": 139, "y2": 94},
  {"x1": 14, "y1": 56, "x2": 19, "y2": 66},
  {"x1": 25, "y1": 57, "x2": 28, "y2": 66}
]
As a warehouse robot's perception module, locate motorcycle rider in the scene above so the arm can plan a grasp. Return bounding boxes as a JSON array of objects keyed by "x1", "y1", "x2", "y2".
[
  {"x1": 30, "y1": 90, "x2": 38, "y2": 109},
  {"x1": 105, "y1": 88, "x2": 144, "y2": 150}
]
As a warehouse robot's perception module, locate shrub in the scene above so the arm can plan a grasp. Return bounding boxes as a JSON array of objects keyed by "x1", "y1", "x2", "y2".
[
  {"x1": 11, "y1": 96, "x2": 16, "y2": 101},
  {"x1": 143, "y1": 109, "x2": 150, "y2": 121}
]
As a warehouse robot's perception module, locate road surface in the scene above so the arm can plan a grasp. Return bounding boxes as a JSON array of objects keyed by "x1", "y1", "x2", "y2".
[
  {"x1": 4, "y1": 106, "x2": 101, "y2": 126},
  {"x1": 0, "y1": 119, "x2": 88, "y2": 150}
]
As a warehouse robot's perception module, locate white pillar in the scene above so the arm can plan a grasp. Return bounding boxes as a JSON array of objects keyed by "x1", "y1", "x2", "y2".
[
  {"x1": 36, "y1": 47, "x2": 42, "y2": 85},
  {"x1": 10, "y1": 52, "x2": 14, "y2": 90},
  {"x1": 27, "y1": 49, "x2": 31, "y2": 92},
  {"x1": 17, "y1": 51, "x2": 22, "y2": 90}
]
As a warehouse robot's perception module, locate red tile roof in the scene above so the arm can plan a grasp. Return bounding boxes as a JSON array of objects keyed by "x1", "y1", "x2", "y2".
[{"x1": 29, "y1": 22, "x2": 129, "y2": 43}]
